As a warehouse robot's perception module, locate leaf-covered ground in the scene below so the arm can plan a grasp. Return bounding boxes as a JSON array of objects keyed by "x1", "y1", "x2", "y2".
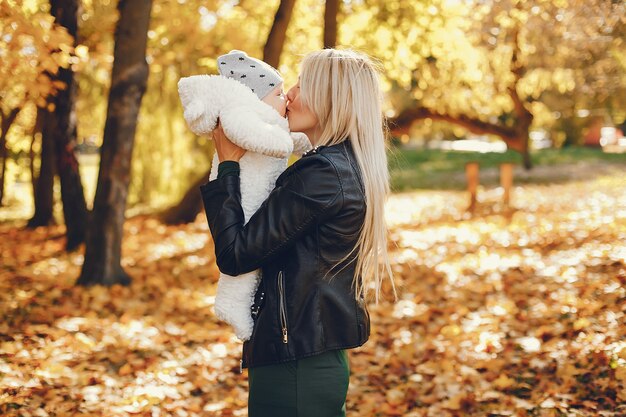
[{"x1": 1, "y1": 173, "x2": 625, "y2": 417}]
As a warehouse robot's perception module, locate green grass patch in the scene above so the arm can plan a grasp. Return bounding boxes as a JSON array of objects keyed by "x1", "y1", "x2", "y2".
[{"x1": 388, "y1": 146, "x2": 626, "y2": 192}]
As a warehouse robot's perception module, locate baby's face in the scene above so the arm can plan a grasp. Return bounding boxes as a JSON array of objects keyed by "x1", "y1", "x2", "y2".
[{"x1": 261, "y1": 84, "x2": 287, "y2": 117}]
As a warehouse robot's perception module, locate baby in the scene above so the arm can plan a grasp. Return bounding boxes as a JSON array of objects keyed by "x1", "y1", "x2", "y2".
[{"x1": 178, "y1": 50, "x2": 311, "y2": 341}]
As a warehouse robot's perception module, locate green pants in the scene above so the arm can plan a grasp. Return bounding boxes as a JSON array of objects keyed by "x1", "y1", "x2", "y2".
[{"x1": 248, "y1": 349, "x2": 350, "y2": 417}]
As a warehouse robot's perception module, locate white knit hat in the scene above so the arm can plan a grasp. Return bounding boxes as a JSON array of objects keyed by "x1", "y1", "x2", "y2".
[{"x1": 217, "y1": 50, "x2": 283, "y2": 100}]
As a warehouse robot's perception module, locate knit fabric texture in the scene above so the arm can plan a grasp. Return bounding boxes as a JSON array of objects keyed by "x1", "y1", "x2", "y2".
[{"x1": 217, "y1": 50, "x2": 283, "y2": 100}]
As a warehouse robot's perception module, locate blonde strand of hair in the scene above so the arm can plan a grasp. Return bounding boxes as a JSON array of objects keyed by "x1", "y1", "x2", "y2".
[{"x1": 300, "y1": 48, "x2": 397, "y2": 303}]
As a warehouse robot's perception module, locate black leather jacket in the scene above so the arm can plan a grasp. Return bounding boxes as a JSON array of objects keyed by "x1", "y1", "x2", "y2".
[{"x1": 200, "y1": 140, "x2": 370, "y2": 369}]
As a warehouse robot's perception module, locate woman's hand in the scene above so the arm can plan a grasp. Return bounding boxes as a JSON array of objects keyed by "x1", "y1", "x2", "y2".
[{"x1": 213, "y1": 122, "x2": 246, "y2": 162}]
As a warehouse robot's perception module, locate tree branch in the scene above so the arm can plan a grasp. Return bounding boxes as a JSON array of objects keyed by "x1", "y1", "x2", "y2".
[{"x1": 388, "y1": 107, "x2": 518, "y2": 141}]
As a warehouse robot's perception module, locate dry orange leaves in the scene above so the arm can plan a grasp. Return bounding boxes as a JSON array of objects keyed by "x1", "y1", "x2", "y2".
[{"x1": 1, "y1": 174, "x2": 625, "y2": 416}]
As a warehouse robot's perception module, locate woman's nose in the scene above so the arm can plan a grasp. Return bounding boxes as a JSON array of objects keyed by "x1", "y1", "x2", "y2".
[{"x1": 286, "y1": 86, "x2": 296, "y2": 101}]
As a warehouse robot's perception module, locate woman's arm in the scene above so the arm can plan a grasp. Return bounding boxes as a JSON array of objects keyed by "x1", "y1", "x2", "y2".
[{"x1": 200, "y1": 154, "x2": 343, "y2": 276}]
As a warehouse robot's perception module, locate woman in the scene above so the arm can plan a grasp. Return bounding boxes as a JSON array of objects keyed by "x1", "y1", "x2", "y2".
[{"x1": 200, "y1": 48, "x2": 396, "y2": 417}]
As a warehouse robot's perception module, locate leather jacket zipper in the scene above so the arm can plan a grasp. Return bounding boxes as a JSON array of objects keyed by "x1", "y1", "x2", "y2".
[{"x1": 278, "y1": 271, "x2": 288, "y2": 344}]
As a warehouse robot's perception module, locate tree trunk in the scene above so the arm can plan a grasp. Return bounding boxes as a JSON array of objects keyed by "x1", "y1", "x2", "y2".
[
  {"x1": 160, "y1": 168, "x2": 211, "y2": 225},
  {"x1": 521, "y1": 148, "x2": 531, "y2": 170},
  {"x1": 508, "y1": 28, "x2": 533, "y2": 170},
  {"x1": 77, "y1": 0, "x2": 152, "y2": 287},
  {"x1": 323, "y1": 0, "x2": 339, "y2": 49},
  {"x1": 49, "y1": 0, "x2": 88, "y2": 250},
  {"x1": 263, "y1": 0, "x2": 296, "y2": 68},
  {"x1": 0, "y1": 135, "x2": 7, "y2": 208},
  {"x1": 514, "y1": 106, "x2": 533, "y2": 170},
  {"x1": 27, "y1": 107, "x2": 56, "y2": 228},
  {"x1": 0, "y1": 108, "x2": 21, "y2": 207},
  {"x1": 28, "y1": 108, "x2": 42, "y2": 195},
  {"x1": 516, "y1": 126, "x2": 532, "y2": 170}
]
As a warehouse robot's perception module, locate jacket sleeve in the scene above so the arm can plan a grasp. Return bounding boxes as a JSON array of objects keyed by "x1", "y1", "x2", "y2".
[{"x1": 199, "y1": 154, "x2": 343, "y2": 276}]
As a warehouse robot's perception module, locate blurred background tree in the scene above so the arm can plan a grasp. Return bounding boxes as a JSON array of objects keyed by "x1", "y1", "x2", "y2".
[
  {"x1": 345, "y1": 0, "x2": 624, "y2": 168},
  {"x1": 0, "y1": 0, "x2": 74, "y2": 207},
  {"x1": 34, "y1": 0, "x2": 88, "y2": 253}
]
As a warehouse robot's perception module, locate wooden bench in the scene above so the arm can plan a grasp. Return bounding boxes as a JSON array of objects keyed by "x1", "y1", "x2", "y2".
[{"x1": 465, "y1": 162, "x2": 514, "y2": 211}]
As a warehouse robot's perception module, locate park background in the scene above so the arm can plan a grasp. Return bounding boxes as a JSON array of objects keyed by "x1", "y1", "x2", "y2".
[{"x1": 1, "y1": 0, "x2": 625, "y2": 416}]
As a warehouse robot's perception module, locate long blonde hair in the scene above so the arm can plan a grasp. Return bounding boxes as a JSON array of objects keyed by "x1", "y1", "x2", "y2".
[{"x1": 299, "y1": 48, "x2": 396, "y2": 303}]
